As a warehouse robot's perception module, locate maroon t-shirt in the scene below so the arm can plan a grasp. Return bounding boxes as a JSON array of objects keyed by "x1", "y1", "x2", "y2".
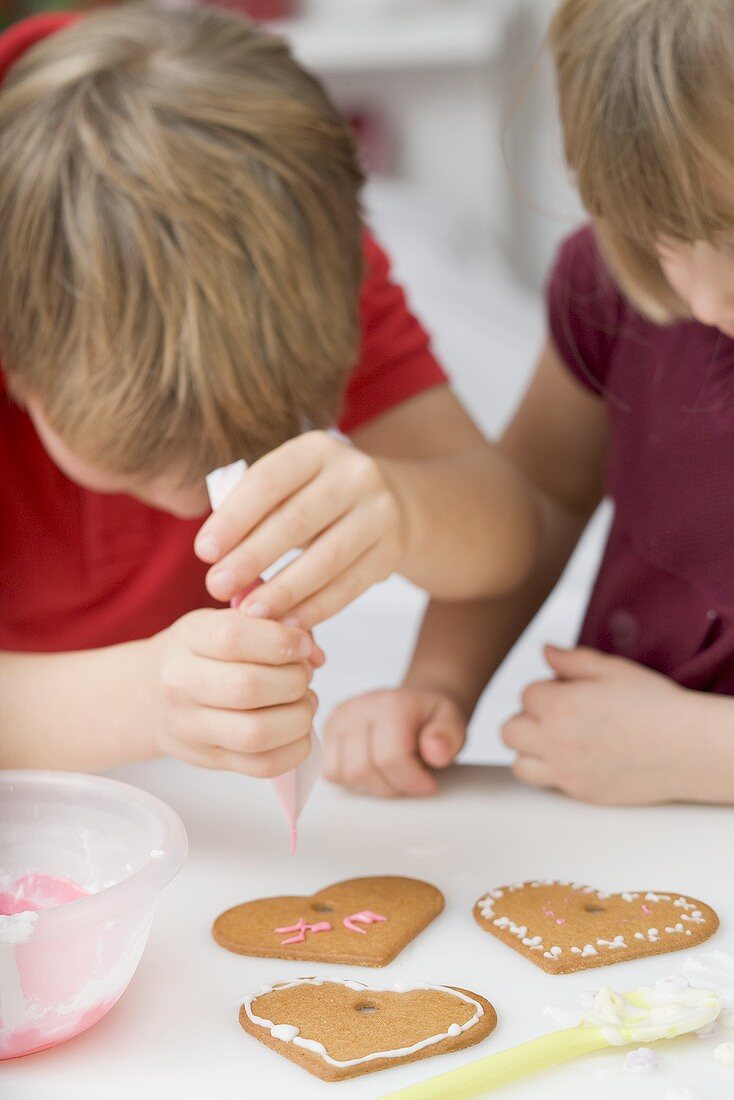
[{"x1": 548, "y1": 225, "x2": 734, "y2": 693}]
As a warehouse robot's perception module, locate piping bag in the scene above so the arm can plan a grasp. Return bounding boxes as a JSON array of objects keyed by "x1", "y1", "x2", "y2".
[{"x1": 205, "y1": 459, "x2": 322, "y2": 854}]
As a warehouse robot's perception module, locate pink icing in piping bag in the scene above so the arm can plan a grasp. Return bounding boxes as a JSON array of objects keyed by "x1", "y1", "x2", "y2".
[{"x1": 205, "y1": 460, "x2": 322, "y2": 854}]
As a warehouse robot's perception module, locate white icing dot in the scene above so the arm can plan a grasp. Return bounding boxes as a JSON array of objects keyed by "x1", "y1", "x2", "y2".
[
  {"x1": 447, "y1": 1024, "x2": 461, "y2": 1037},
  {"x1": 597, "y1": 936, "x2": 626, "y2": 949},
  {"x1": 271, "y1": 1024, "x2": 300, "y2": 1043}
]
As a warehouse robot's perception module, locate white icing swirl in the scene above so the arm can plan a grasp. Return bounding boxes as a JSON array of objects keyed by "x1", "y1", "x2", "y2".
[
  {"x1": 581, "y1": 978, "x2": 722, "y2": 1045},
  {"x1": 241, "y1": 977, "x2": 484, "y2": 1068}
]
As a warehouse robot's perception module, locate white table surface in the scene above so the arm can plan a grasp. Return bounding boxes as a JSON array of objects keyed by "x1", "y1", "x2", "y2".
[{"x1": 4, "y1": 759, "x2": 734, "y2": 1100}]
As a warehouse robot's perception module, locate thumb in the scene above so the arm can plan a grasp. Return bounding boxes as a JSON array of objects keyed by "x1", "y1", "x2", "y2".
[
  {"x1": 544, "y1": 644, "x2": 612, "y2": 680},
  {"x1": 418, "y1": 715, "x2": 466, "y2": 770}
]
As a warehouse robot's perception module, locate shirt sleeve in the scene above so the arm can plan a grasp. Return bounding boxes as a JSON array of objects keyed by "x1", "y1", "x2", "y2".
[
  {"x1": 337, "y1": 231, "x2": 448, "y2": 434},
  {"x1": 546, "y1": 224, "x2": 625, "y2": 395}
]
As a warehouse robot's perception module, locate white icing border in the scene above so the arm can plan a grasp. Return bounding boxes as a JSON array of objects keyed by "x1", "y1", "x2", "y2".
[
  {"x1": 475, "y1": 883, "x2": 710, "y2": 963},
  {"x1": 241, "y1": 977, "x2": 484, "y2": 1068}
]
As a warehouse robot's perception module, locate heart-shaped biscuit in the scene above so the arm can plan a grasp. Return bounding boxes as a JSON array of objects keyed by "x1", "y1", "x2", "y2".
[
  {"x1": 213, "y1": 876, "x2": 444, "y2": 967},
  {"x1": 473, "y1": 881, "x2": 718, "y2": 974},
  {"x1": 239, "y1": 977, "x2": 497, "y2": 1081}
]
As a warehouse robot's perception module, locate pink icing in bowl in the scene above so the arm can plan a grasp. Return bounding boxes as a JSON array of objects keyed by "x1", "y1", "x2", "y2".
[{"x1": 0, "y1": 771, "x2": 187, "y2": 1059}]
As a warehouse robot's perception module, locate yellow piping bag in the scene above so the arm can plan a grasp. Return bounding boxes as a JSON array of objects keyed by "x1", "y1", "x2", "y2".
[{"x1": 380, "y1": 978, "x2": 722, "y2": 1099}]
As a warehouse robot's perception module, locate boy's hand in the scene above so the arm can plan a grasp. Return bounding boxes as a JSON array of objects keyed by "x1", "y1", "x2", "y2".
[
  {"x1": 194, "y1": 432, "x2": 405, "y2": 629},
  {"x1": 502, "y1": 645, "x2": 690, "y2": 805},
  {"x1": 323, "y1": 687, "x2": 467, "y2": 797},
  {"x1": 145, "y1": 609, "x2": 318, "y2": 776}
]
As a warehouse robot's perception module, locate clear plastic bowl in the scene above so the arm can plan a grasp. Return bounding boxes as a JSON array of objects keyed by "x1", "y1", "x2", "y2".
[{"x1": 0, "y1": 770, "x2": 187, "y2": 1059}]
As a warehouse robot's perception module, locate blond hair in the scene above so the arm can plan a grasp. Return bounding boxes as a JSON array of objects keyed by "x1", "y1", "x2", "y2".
[
  {"x1": 549, "y1": 0, "x2": 734, "y2": 322},
  {"x1": 0, "y1": 5, "x2": 363, "y2": 481}
]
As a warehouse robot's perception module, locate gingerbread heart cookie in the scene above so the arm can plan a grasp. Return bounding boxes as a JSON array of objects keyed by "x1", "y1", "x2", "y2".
[
  {"x1": 473, "y1": 881, "x2": 718, "y2": 974},
  {"x1": 213, "y1": 876, "x2": 444, "y2": 967},
  {"x1": 239, "y1": 977, "x2": 497, "y2": 1081}
]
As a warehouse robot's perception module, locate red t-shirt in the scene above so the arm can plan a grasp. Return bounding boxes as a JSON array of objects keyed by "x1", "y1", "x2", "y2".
[
  {"x1": 0, "y1": 14, "x2": 447, "y2": 653},
  {"x1": 549, "y1": 225, "x2": 734, "y2": 692}
]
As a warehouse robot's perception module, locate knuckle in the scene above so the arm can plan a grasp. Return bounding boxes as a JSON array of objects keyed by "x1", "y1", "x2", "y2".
[
  {"x1": 304, "y1": 429, "x2": 329, "y2": 452},
  {"x1": 319, "y1": 541, "x2": 344, "y2": 576},
  {"x1": 352, "y1": 451, "x2": 379, "y2": 488},
  {"x1": 372, "y1": 742, "x2": 409, "y2": 772},
  {"x1": 240, "y1": 715, "x2": 270, "y2": 753},
  {"x1": 228, "y1": 667, "x2": 258, "y2": 708},
  {"x1": 286, "y1": 501, "x2": 315, "y2": 543},
  {"x1": 500, "y1": 720, "x2": 516, "y2": 748},
  {"x1": 520, "y1": 683, "x2": 540, "y2": 712},
  {"x1": 159, "y1": 660, "x2": 186, "y2": 704},
  {"x1": 269, "y1": 580, "x2": 296, "y2": 612},
  {"x1": 216, "y1": 616, "x2": 242, "y2": 657}
]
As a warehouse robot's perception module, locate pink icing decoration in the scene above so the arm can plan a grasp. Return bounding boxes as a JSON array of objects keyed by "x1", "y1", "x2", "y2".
[
  {"x1": 342, "y1": 910, "x2": 388, "y2": 934},
  {"x1": 274, "y1": 919, "x2": 332, "y2": 945},
  {"x1": 0, "y1": 873, "x2": 88, "y2": 915},
  {"x1": 642, "y1": 904, "x2": 653, "y2": 915}
]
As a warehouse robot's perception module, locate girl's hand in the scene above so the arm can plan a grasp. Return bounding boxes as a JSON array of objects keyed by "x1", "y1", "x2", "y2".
[
  {"x1": 145, "y1": 609, "x2": 318, "y2": 776},
  {"x1": 194, "y1": 431, "x2": 406, "y2": 630},
  {"x1": 323, "y1": 687, "x2": 467, "y2": 798},
  {"x1": 502, "y1": 645, "x2": 691, "y2": 805}
]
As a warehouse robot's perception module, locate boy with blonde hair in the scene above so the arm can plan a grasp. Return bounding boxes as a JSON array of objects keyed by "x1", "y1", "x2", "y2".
[{"x1": 0, "y1": 7, "x2": 533, "y2": 776}]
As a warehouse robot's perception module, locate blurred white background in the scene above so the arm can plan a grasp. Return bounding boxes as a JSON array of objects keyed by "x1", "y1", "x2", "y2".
[{"x1": 270, "y1": 0, "x2": 607, "y2": 765}]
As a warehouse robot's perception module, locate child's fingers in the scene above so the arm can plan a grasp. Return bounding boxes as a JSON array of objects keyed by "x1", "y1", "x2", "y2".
[
  {"x1": 369, "y1": 722, "x2": 438, "y2": 797},
  {"x1": 501, "y1": 712, "x2": 542, "y2": 755},
  {"x1": 418, "y1": 716, "x2": 465, "y2": 769},
  {"x1": 544, "y1": 644, "x2": 613, "y2": 680},
  {"x1": 183, "y1": 609, "x2": 311, "y2": 664},
  {"x1": 199, "y1": 693, "x2": 317, "y2": 756},
  {"x1": 239, "y1": 506, "x2": 379, "y2": 622},
  {"x1": 323, "y1": 703, "x2": 395, "y2": 796},
  {"x1": 342, "y1": 728, "x2": 398, "y2": 798},
  {"x1": 275, "y1": 543, "x2": 394, "y2": 630},
  {"x1": 187, "y1": 657, "x2": 312, "y2": 711},
  {"x1": 195, "y1": 434, "x2": 328, "y2": 564},
  {"x1": 511, "y1": 753, "x2": 553, "y2": 789},
  {"x1": 190, "y1": 733, "x2": 313, "y2": 779},
  {"x1": 206, "y1": 469, "x2": 354, "y2": 603}
]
